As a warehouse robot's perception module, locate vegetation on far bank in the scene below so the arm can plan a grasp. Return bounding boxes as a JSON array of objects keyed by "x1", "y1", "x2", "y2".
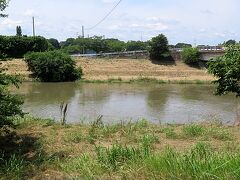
[
  {"x1": 181, "y1": 47, "x2": 201, "y2": 65},
  {"x1": 79, "y1": 77, "x2": 212, "y2": 85},
  {"x1": 1, "y1": 116, "x2": 240, "y2": 179},
  {"x1": 1, "y1": 57, "x2": 215, "y2": 83}
]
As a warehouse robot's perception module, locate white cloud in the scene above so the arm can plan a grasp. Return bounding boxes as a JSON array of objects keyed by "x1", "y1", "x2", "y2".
[
  {"x1": 23, "y1": 9, "x2": 38, "y2": 17},
  {"x1": 1, "y1": 0, "x2": 240, "y2": 44},
  {"x1": 102, "y1": 0, "x2": 118, "y2": 3},
  {"x1": 0, "y1": 18, "x2": 22, "y2": 28}
]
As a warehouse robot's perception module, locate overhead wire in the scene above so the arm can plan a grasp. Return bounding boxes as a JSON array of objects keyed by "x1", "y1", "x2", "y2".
[{"x1": 86, "y1": 0, "x2": 123, "y2": 31}]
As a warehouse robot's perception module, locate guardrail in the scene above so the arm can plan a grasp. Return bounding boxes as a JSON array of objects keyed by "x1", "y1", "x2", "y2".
[
  {"x1": 71, "y1": 50, "x2": 149, "y2": 58},
  {"x1": 170, "y1": 47, "x2": 225, "y2": 52},
  {"x1": 71, "y1": 48, "x2": 225, "y2": 59}
]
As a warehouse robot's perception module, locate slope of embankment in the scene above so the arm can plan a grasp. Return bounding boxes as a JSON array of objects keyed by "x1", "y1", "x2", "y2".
[{"x1": 0, "y1": 57, "x2": 214, "y2": 82}]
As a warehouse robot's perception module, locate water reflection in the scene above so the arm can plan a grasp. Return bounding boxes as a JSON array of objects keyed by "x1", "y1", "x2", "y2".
[{"x1": 13, "y1": 83, "x2": 239, "y2": 124}]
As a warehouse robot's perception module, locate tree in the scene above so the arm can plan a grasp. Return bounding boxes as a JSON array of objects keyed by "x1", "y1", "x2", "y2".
[
  {"x1": 0, "y1": 1, "x2": 23, "y2": 127},
  {"x1": 208, "y1": 45, "x2": 240, "y2": 97},
  {"x1": 48, "y1": 38, "x2": 60, "y2": 49},
  {"x1": 224, "y1": 40, "x2": 236, "y2": 47},
  {"x1": 24, "y1": 51, "x2": 83, "y2": 82},
  {"x1": 16, "y1": 26, "x2": 22, "y2": 36},
  {"x1": 125, "y1": 41, "x2": 148, "y2": 51},
  {"x1": 181, "y1": 48, "x2": 200, "y2": 65},
  {"x1": 0, "y1": 0, "x2": 8, "y2": 17},
  {"x1": 149, "y1": 34, "x2": 170, "y2": 60},
  {"x1": 0, "y1": 36, "x2": 49, "y2": 58},
  {"x1": 175, "y1": 43, "x2": 192, "y2": 48},
  {"x1": 105, "y1": 39, "x2": 125, "y2": 52}
]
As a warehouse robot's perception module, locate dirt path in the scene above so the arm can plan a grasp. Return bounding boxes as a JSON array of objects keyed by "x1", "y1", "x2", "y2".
[{"x1": 0, "y1": 57, "x2": 214, "y2": 81}]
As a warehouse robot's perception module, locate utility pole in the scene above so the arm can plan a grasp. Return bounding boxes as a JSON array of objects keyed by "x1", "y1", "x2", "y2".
[
  {"x1": 32, "y1": 16, "x2": 36, "y2": 37},
  {"x1": 193, "y1": 39, "x2": 197, "y2": 47},
  {"x1": 82, "y1": 25, "x2": 84, "y2": 38},
  {"x1": 141, "y1": 33, "x2": 143, "y2": 42}
]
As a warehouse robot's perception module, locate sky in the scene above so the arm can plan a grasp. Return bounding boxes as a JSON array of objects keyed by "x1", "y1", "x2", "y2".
[{"x1": 0, "y1": 0, "x2": 240, "y2": 45}]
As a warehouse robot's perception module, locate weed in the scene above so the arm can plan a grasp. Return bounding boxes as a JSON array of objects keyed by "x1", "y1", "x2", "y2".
[
  {"x1": 162, "y1": 128, "x2": 178, "y2": 139},
  {"x1": 207, "y1": 127, "x2": 232, "y2": 141},
  {"x1": 101, "y1": 125, "x2": 120, "y2": 138},
  {"x1": 95, "y1": 144, "x2": 150, "y2": 171},
  {"x1": 60, "y1": 154, "x2": 102, "y2": 179},
  {"x1": 64, "y1": 131, "x2": 83, "y2": 143},
  {"x1": 139, "y1": 134, "x2": 159, "y2": 149},
  {"x1": 183, "y1": 124, "x2": 205, "y2": 137},
  {"x1": 145, "y1": 142, "x2": 240, "y2": 179},
  {"x1": 0, "y1": 154, "x2": 24, "y2": 179},
  {"x1": 87, "y1": 115, "x2": 104, "y2": 144}
]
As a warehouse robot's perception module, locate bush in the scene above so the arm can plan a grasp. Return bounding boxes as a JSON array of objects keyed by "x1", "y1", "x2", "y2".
[
  {"x1": 149, "y1": 34, "x2": 170, "y2": 61},
  {"x1": 181, "y1": 48, "x2": 200, "y2": 65},
  {"x1": 0, "y1": 36, "x2": 49, "y2": 58},
  {"x1": 24, "y1": 51, "x2": 83, "y2": 82},
  {"x1": 0, "y1": 69, "x2": 23, "y2": 128}
]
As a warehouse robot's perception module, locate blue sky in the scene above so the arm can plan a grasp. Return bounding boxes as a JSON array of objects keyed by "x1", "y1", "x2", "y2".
[{"x1": 0, "y1": 0, "x2": 239, "y2": 45}]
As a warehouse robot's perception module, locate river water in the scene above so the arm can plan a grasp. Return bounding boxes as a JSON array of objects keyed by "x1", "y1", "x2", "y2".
[{"x1": 14, "y1": 82, "x2": 239, "y2": 124}]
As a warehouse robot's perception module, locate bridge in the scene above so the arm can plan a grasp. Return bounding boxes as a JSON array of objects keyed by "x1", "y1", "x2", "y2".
[{"x1": 170, "y1": 46, "x2": 225, "y2": 61}]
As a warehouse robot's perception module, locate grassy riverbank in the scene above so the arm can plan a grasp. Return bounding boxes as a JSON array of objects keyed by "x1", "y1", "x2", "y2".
[
  {"x1": 0, "y1": 58, "x2": 214, "y2": 83},
  {"x1": 80, "y1": 77, "x2": 212, "y2": 84},
  {"x1": 1, "y1": 116, "x2": 240, "y2": 179}
]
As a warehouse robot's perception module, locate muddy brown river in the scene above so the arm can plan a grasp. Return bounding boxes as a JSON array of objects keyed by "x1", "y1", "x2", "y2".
[{"x1": 13, "y1": 82, "x2": 239, "y2": 124}]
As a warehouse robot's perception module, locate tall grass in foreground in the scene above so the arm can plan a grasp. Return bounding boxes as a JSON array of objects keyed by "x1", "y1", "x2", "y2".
[
  {"x1": 95, "y1": 144, "x2": 150, "y2": 171},
  {"x1": 60, "y1": 142, "x2": 240, "y2": 179},
  {"x1": 0, "y1": 154, "x2": 24, "y2": 178},
  {"x1": 146, "y1": 143, "x2": 240, "y2": 179}
]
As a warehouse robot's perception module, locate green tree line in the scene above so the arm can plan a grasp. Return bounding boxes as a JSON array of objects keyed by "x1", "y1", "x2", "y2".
[
  {"x1": 60, "y1": 36, "x2": 149, "y2": 54},
  {"x1": 0, "y1": 36, "x2": 49, "y2": 58}
]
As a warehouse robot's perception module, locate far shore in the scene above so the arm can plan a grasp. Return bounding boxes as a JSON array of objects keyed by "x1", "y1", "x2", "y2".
[{"x1": 0, "y1": 57, "x2": 215, "y2": 83}]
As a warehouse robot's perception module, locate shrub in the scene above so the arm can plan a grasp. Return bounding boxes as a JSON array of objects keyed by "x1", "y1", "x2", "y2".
[
  {"x1": 149, "y1": 34, "x2": 170, "y2": 61},
  {"x1": 181, "y1": 47, "x2": 200, "y2": 65},
  {"x1": 24, "y1": 51, "x2": 83, "y2": 82},
  {"x1": 0, "y1": 36, "x2": 49, "y2": 58},
  {"x1": 0, "y1": 69, "x2": 23, "y2": 128}
]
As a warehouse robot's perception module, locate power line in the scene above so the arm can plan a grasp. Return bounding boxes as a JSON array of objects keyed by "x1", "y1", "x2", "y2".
[{"x1": 86, "y1": 0, "x2": 123, "y2": 31}]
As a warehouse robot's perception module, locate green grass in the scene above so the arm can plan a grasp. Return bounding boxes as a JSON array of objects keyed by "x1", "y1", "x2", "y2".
[
  {"x1": 95, "y1": 144, "x2": 150, "y2": 171},
  {"x1": 161, "y1": 127, "x2": 178, "y2": 139},
  {"x1": 0, "y1": 117, "x2": 239, "y2": 179},
  {"x1": 0, "y1": 154, "x2": 25, "y2": 179},
  {"x1": 144, "y1": 142, "x2": 240, "y2": 179},
  {"x1": 60, "y1": 154, "x2": 103, "y2": 179},
  {"x1": 183, "y1": 124, "x2": 205, "y2": 137},
  {"x1": 207, "y1": 127, "x2": 232, "y2": 141},
  {"x1": 78, "y1": 77, "x2": 211, "y2": 85},
  {"x1": 64, "y1": 131, "x2": 83, "y2": 143},
  {"x1": 58, "y1": 142, "x2": 240, "y2": 179}
]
